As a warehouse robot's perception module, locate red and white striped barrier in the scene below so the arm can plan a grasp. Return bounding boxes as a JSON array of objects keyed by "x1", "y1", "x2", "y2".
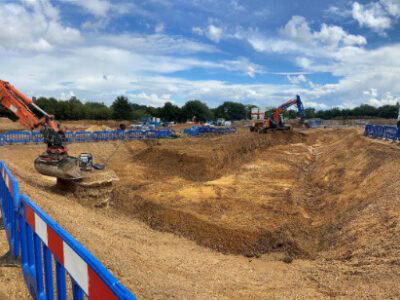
[{"x1": 25, "y1": 205, "x2": 117, "y2": 299}]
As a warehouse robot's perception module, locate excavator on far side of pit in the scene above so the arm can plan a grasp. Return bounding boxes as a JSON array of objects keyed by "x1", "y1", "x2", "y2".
[
  {"x1": 0, "y1": 80, "x2": 109, "y2": 182},
  {"x1": 250, "y1": 95, "x2": 305, "y2": 133}
]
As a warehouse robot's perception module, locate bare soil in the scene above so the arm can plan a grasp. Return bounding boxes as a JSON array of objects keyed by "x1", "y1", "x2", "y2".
[{"x1": 0, "y1": 127, "x2": 400, "y2": 299}]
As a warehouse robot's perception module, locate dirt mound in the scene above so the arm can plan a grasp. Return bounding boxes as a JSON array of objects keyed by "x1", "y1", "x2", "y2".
[{"x1": 86, "y1": 125, "x2": 112, "y2": 131}]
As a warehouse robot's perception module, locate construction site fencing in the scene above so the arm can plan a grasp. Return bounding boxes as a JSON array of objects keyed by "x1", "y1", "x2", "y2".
[
  {"x1": 0, "y1": 129, "x2": 176, "y2": 145},
  {"x1": 364, "y1": 124, "x2": 400, "y2": 141},
  {"x1": 0, "y1": 161, "x2": 136, "y2": 299},
  {"x1": 184, "y1": 126, "x2": 236, "y2": 136}
]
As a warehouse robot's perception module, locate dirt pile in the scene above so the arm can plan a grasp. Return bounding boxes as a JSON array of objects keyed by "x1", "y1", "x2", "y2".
[{"x1": 86, "y1": 125, "x2": 112, "y2": 132}]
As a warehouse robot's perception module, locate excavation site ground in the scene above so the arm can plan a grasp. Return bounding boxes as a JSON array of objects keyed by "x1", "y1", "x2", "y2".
[{"x1": 1, "y1": 126, "x2": 400, "y2": 299}]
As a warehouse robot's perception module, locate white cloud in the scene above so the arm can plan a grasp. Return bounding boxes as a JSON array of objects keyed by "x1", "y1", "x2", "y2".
[
  {"x1": 61, "y1": 0, "x2": 111, "y2": 17},
  {"x1": 236, "y1": 16, "x2": 366, "y2": 61},
  {"x1": 234, "y1": 15, "x2": 400, "y2": 108},
  {"x1": 230, "y1": 0, "x2": 246, "y2": 11},
  {"x1": 286, "y1": 74, "x2": 307, "y2": 84},
  {"x1": 326, "y1": 5, "x2": 352, "y2": 18},
  {"x1": 296, "y1": 57, "x2": 312, "y2": 69},
  {"x1": 95, "y1": 33, "x2": 219, "y2": 55},
  {"x1": 129, "y1": 92, "x2": 173, "y2": 107},
  {"x1": 207, "y1": 25, "x2": 223, "y2": 42},
  {"x1": 0, "y1": 0, "x2": 82, "y2": 52},
  {"x1": 363, "y1": 89, "x2": 400, "y2": 106},
  {"x1": 60, "y1": 90, "x2": 76, "y2": 100},
  {"x1": 352, "y1": 2, "x2": 392, "y2": 32},
  {"x1": 219, "y1": 57, "x2": 264, "y2": 77},
  {"x1": 193, "y1": 24, "x2": 223, "y2": 43},
  {"x1": 280, "y1": 16, "x2": 313, "y2": 42},
  {"x1": 381, "y1": 0, "x2": 400, "y2": 17},
  {"x1": 155, "y1": 22, "x2": 165, "y2": 33},
  {"x1": 281, "y1": 16, "x2": 366, "y2": 49}
]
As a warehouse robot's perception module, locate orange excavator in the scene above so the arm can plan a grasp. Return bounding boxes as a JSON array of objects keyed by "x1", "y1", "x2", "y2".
[
  {"x1": 250, "y1": 95, "x2": 305, "y2": 133},
  {"x1": 0, "y1": 80, "x2": 96, "y2": 180}
]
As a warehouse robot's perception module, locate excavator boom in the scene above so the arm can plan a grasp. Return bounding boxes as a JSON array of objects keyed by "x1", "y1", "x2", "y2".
[{"x1": 0, "y1": 80, "x2": 81, "y2": 179}]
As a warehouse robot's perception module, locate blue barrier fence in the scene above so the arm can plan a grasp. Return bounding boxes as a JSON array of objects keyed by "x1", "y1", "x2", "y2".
[
  {"x1": 0, "y1": 161, "x2": 136, "y2": 299},
  {"x1": 364, "y1": 124, "x2": 400, "y2": 141},
  {"x1": 0, "y1": 129, "x2": 176, "y2": 145},
  {"x1": 184, "y1": 126, "x2": 236, "y2": 136}
]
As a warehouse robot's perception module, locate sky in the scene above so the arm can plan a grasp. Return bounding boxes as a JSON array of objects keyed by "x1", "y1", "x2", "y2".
[{"x1": 1, "y1": 0, "x2": 400, "y2": 109}]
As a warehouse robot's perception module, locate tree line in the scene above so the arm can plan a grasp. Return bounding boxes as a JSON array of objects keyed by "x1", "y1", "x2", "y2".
[{"x1": 0, "y1": 95, "x2": 398, "y2": 122}]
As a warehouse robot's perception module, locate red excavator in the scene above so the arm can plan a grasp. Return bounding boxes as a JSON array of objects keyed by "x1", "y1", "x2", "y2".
[
  {"x1": 0, "y1": 80, "x2": 101, "y2": 180},
  {"x1": 250, "y1": 95, "x2": 305, "y2": 133}
]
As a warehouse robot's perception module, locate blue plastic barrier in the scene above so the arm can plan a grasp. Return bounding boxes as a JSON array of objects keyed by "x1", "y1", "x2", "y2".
[
  {"x1": 0, "y1": 163, "x2": 20, "y2": 258},
  {"x1": 0, "y1": 129, "x2": 176, "y2": 146},
  {"x1": 184, "y1": 126, "x2": 236, "y2": 136},
  {"x1": 4, "y1": 131, "x2": 32, "y2": 144},
  {"x1": 0, "y1": 161, "x2": 136, "y2": 299},
  {"x1": 364, "y1": 124, "x2": 399, "y2": 141}
]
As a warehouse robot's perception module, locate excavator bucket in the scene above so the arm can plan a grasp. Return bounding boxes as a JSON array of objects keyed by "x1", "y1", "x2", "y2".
[{"x1": 34, "y1": 155, "x2": 82, "y2": 180}]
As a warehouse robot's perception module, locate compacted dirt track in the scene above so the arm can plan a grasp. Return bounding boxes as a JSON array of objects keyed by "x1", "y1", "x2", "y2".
[{"x1": 1, "y1": 127, "x2": 400, "y2": 299}]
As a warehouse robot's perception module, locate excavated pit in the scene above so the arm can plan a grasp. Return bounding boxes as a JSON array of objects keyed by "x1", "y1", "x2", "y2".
[
  {"x1": 3, "y1": 129, "x2": 400, "y2": 261},
  {"x1": 106, "y1": 128, "x2": 400, "y2": 260}
]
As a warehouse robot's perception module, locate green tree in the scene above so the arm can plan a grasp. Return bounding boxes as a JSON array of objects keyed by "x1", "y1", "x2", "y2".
[
  {"x1": 215, "y1": 101, "x2": 246, "y2": 120},
  {"x1": 84, "y1": 102, "x2": 112, "y2": 120},
  {"x1": 159, "y1": 102, "x2": 181, "y2": 121},
  {"x1": 181, "y1": 100, "x2": 213, "y2": 122},
  {"x1": 111, "y1": 96, "x2": 133, "y2": 120},
  {"x1": 66, "y1": 97, "x2": 85, "y2": 120},
  {"x1": 304, "y1": 108, "x2": 316, "y2": 119}
]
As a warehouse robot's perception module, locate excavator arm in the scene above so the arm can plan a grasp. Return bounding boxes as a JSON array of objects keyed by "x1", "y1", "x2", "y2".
[
  {"x1": 0, "y1": 80, "x2": 67, "y2": 152},
  {"x1": 0, "y1": 80, "x2": 84, "y2": 179},
  {"x1": 1, "y1": 80, "x2": 49, "y2": 129},
  {"x1": 272, "y1": 95, "x2": 305, "y2": 124}
]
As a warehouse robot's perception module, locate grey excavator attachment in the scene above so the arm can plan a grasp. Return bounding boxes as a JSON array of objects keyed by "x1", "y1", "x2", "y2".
[
  {"x1": 34, "y1": 155, "x2": 82, "y2": 180},
  {"x1": 34, "y1": 153, "x2": 118, "y2": 185}
]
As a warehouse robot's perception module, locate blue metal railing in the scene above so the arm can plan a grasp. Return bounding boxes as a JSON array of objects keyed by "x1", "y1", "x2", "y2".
[
  {"x1": 0, "y1": 129, "x2": 176, "y2": 145},
  {"x1": 364, "y1": 124, "x2": 400, "y2": 141},
  {"x1": 0, "y1": 160, "x2": 137, "y2": 299}
]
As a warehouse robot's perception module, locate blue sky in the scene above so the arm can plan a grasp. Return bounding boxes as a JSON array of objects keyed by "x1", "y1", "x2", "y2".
[{"x1": 0, "y1": 0, "x2": 400, "y2": 109}]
